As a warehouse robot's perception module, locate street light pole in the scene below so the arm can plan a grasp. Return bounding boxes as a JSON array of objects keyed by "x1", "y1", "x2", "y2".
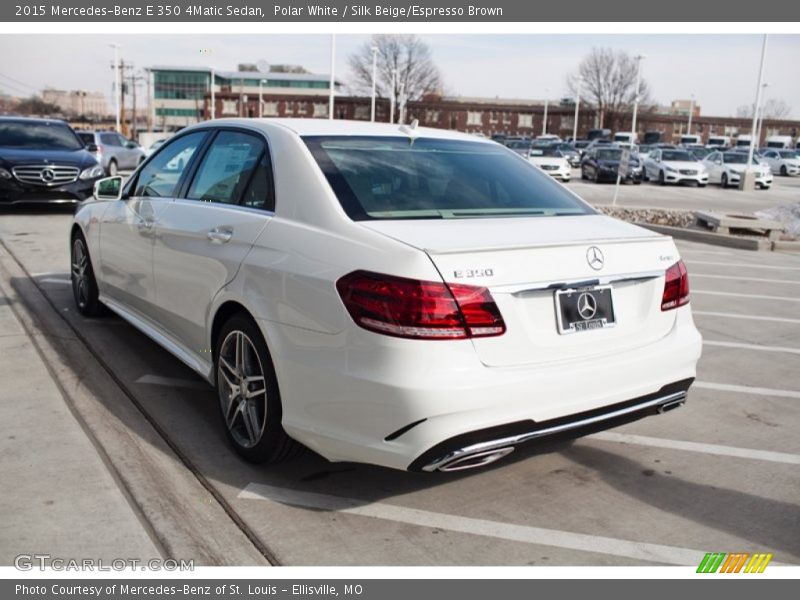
[
  {"x1": 370, "y1": 45, "x2": 378, "y2": 122},
  {"x1": 756, "y1": 82, "x2": 769, "y2": 146},
  {"x1": 389, "y1": 68, "x2": 397, "y2": 124},
  {"x1": 328, "y1": 34, "x2": 336, "y2": 120},
  {"x1": 746, "y1": 34, "x2": 768, "y2": 186},
  {"x1": 572, "y1": 77, "x2": 583, "y2": 142},
  {"x1": 687, "y1": 94, "x2": 695, "y2": 135},
  {"x1": 259, "y1": 79, "x2": 266, "y2": 118},
  {"x1": 109, "y1": 44, "x2": 121, "y2": 133},
  {"x1": 631, "y1": 54, "x2": 645, "y2": 142},
  {"x1": 542, "y1": 89, "x2": 549, "y2": 136}
]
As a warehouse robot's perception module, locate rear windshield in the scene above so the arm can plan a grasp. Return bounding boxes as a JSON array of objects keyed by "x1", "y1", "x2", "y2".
[
  {"x1": 304, "y1": 136, "x2": 593, "y2": 221},
  {"x1": 77, "y1": 132, "x2": 95, "y2": 145},
  {"x1": 0, "y1": 120, "x2": 84, "y2": 150}
]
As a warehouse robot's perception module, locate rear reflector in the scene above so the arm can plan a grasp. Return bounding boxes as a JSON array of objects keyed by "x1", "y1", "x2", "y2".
[
  {"x1": 661, "y1": 260, "x2": 690, "y2": 310},
  {"x1": 336, "y1": 270, "x2": 505, "y2": 340}
]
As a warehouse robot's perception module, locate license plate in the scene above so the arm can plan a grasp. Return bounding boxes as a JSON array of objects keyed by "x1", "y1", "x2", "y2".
[{"x1": 554, "y1": 285, "x2": 616, "y2": 334}]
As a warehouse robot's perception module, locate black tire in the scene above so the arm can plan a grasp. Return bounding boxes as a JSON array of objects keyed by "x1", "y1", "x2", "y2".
[
  {"x1": 658, "y1": 170, "x2": 666, "y2": 186},
  {"x1": 215, "y1": 313, "x2": 301, "y2": 464},
  {"x1": 580, "y1": 168, "x2": 587, "y2": 180},
  {"x1": 780, "y1": 165, "x2": 788, "y2": 176},
  {"x1": 721, "y1": 173, "x2": 729, "y2": 188},
  {"x1": 594, "y1": 169, "x2": 601, "y2": 184},
  {"x1": 107, "y1": 159, "x2": 118, "y2": 177},
  {"x1": 70, "y1": 233, "x2": 103, "y2": 317},
  {"x1": 698, "y1": 183, "x2": 707, "y2": 188}
]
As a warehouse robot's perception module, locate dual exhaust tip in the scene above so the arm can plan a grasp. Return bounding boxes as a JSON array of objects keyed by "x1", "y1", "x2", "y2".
[{"x1": 428, "y1": 392, "x2": 687, "y2": 472}]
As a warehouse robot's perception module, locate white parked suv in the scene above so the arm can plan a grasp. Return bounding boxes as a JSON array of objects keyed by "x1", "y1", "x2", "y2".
[
  {"x1": 702, "y1": 151, "x2": 773, "y2": 189},
  {"x1": 760, "y1": 149, "x2": 800, "y2": 176},
  {"x1": 642, "y1": 148, "x2": 709, "y2": 186},
  {"x1": 71, "y1": 119, "x2": 702, "y2": 472}
]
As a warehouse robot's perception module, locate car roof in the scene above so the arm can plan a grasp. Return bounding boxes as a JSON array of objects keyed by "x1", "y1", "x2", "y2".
[
  {"x1": 0, "y1": 116, "x2": 70, "y2": 125},
  {"x1": 184, "y1": 118, "x2": 495, "y2": 144}
]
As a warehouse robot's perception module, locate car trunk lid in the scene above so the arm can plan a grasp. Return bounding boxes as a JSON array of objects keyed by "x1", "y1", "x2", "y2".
[{"x1": 360, "y1": 215, "x2": 680, "y2": 367}]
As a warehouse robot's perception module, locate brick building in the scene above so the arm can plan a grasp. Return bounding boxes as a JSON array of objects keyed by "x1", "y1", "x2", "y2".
[{"x1": 201, "y1": 91, "x2": 800, "y2": 146}]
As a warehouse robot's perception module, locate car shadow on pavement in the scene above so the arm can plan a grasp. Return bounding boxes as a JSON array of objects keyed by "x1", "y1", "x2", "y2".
[{"x1": 562, "y1": 444, "x2": 800, "y2": 559}]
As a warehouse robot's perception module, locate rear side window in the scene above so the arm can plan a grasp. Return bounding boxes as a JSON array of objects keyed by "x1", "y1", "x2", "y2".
[
  {"x1": 187, "y1": 130, "x2": 269, "y2": 206},
  {"x1": 304, "y1": 136, "x2": 593, "y2": 221},
  {"x1": 133, "y1": 131, "x2": 206, "y2": 198}
]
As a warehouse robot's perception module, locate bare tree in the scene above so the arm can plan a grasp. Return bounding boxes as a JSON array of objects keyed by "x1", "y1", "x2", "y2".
[
  {"x1": 348, "y1": 35, "x2": 442, "y2": 120},
  {"x1": 736, "y1": 99, "x2": 792, "y2": 120},
  {"x1": 566, "y1": 48, "x2": 653, "y2": 131}
]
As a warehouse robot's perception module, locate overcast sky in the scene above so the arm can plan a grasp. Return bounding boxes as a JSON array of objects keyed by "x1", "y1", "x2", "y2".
[{"x1": 0, "y1": 34, "x2": 798, "y2": 118}]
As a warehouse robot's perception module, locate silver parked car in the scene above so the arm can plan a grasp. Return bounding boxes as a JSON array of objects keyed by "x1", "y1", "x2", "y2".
[{"x1": 76, "y1": 130, "x2": 145, "y2": 176}]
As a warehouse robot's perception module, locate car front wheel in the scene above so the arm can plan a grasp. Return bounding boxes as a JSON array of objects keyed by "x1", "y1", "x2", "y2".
[
  {"x1": 215, "y1": 314, "x2": 301, "y2": 464},
  {"x1": 721, "y1": 173, "x2": 729, "y2": 188},
  {"x1": 71, "y1": 233, "x2": 103, "y2": 317}
]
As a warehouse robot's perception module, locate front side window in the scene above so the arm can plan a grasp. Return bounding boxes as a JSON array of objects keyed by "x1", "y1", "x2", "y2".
[
  {"x1": 133, "y1": 131, "x2": 206, "y2": 198},
  {"x1": 187, "y1": 130, "x2": 267, "y2": 206},
  {"x1": 304, "y1": 136, "x2": 594, "y2": 221}
]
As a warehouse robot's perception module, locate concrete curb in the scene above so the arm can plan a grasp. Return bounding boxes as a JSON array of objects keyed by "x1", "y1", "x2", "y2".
[
  {"x1": 0, "y1": 241, "x2": 273, "y2": 566},
  {"x1": 636, "y1": 223, "x2": 774, "y2": 251},
  {"x1": 773, "y1": 240, "x2": 800, "y2": 252}
]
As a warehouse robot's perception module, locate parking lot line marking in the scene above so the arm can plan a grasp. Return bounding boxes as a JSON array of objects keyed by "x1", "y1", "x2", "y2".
[
  {"x1": 687, "y1": 261, "x2": 800, "y2": 272},
  {"x1": 693, "y1": 290, "x2": 800, "y2": 302},
  {"x1": 587, "y1": 432, "x2": 800, "y2": 466},
  {"x1": 704, "y1": 340, "x2": 800, "y2": 355},
  {"x1": 694, "y1": 381, "x2": 800, "y2": 399},
  {"x1": 135, "y1": 374, "x2": 209, "y2": 391},
  {"x1": 678, "y1": 250, "x2": 733, "y2": 256},
  {"x1": 693, "y1": 310, "x2": 800, "y2": 325},
  {"x1": 38, "y1": 277, "x2": 71, "y2": 285},
  {"x1": 238, "y1": 483, "x2": 708, "y2": 565},
  {"x1": 691, "y1": 273, "x2": 800, "y2": 285}
]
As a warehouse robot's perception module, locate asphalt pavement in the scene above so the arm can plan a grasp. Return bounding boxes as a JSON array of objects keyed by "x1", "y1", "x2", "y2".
[{"x1": 0, "y1": 196, "x2": 798, "y2": 566}]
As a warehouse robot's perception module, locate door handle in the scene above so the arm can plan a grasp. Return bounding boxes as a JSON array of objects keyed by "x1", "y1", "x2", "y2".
[{"x1": 207, "y1": 227, "x2": 233, "y2": 244}]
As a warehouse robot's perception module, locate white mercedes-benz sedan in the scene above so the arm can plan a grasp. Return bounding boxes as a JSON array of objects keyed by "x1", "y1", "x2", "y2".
[
  {"x1": 71, "y1": 119, "x2": 702, "y2": 472},
  {"x1": 642, "y1": 148, "x2": 709, "y2": 186}
]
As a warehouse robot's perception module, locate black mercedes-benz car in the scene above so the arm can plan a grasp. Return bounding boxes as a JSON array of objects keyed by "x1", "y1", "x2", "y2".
[
  {"x1": 0, "y1": 117, "x2": 105, "y2": 204},
  {"x1": 580, "y1": 146, "x2": 644, "y2": 184}
]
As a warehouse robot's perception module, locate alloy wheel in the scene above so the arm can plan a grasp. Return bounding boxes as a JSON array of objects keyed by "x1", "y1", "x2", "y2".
[
  {"x1": 71, "y1": 238, "x2": 89, "y2": 309},
  {"x1": 217, "y1": 330, "x2": 268, "y2": 449}
]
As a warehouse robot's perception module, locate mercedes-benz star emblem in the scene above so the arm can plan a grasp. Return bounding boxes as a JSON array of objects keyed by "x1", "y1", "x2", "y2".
[
  {"x1": 40, "y1": 168, "x2": 55, "y2": 183},
  {"x1": 577, "y1": 293, "x2": 597, "y2": 320},
  {"x1": 586, "y1": 246, "x2": 604, "y2": 270}
]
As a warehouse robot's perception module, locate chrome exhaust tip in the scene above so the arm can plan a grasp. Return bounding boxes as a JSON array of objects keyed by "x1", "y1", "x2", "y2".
[
  {"x1": 436, "y1": 446, "x2": 515, "y2": 472},
  {"x1": 657, "y1": 396, "x2": 686, "y2": 414}
]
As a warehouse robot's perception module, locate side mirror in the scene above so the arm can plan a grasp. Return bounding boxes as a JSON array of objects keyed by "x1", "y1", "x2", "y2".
[
  {"x1": 715, "y1": 160, "x2": 722, "y2": 165},
  {"x1": 85, "y1": 143, "x2": 98, "y2": 153},
  {"x1": 94, "y1": 176, "x2": 123, "y2": 200}
]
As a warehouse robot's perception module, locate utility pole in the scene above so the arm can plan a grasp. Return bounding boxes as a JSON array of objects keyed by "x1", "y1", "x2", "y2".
[
  {"x1": 127, "y1": 71, "x2": 144, "y2": 140},
  {"x1": 145, "y1": 68, "x2": 153, "y2": 132},
  {"x1": 370, "y1": 45, "x2": 378, "y2": 122},
  {"x1": 687, "y1": 94, "x2": 695, "y2": 136},
  {"x1": 329, "y1": 34, "x2": 336, "y2": 120},
  {"x1": 109, "y1": 44, "x2": 121, "y2": 133}
]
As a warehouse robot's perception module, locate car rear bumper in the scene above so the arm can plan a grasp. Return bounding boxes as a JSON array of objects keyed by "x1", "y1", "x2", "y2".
[{"x1": 264, "y1": 305, "x2": 702, "y2": 471}]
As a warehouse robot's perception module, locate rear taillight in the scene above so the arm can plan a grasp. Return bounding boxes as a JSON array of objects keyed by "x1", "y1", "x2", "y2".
[
  {"x1": 336, "y1": 270, "x2": 505, "y2": 340},
  {"x1": 661, "y1": 260, "x2": 690, "y2": 311}
]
